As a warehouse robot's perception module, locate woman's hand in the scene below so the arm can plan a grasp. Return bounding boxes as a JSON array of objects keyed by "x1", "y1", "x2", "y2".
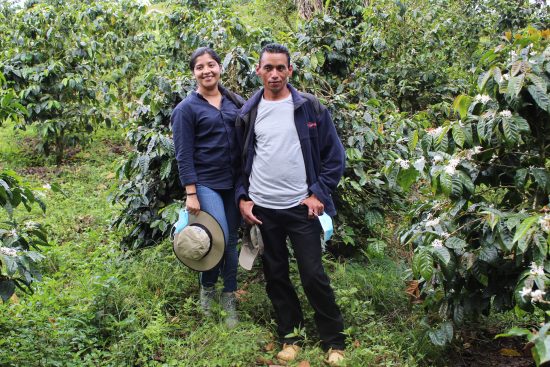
[
  {"x1": 186, "y1": 195, "x2": 201, "y2": 216},
  {"x1": 185, "y1": 184, "x2": 200, "y2": 215}
]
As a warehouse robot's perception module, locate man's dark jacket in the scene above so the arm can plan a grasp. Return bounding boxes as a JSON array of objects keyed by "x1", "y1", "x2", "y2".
[{"x1": 234, "y1": 84, "x2": 345, "y2": 216}]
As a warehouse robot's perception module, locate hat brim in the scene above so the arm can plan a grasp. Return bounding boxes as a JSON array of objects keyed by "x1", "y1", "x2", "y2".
[{"x1": 173, "y1": 210, "x2": 225, "y2": 271}]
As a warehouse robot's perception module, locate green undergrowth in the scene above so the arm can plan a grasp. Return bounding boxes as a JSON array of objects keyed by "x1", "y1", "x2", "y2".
[{"x1": 1, "y1": 123, "x2": 443, "y2": 366}]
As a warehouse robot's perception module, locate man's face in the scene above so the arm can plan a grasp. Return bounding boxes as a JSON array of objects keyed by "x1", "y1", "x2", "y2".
[{"x1": 256, "y1": 52, "x2": 293, "y2": 96}]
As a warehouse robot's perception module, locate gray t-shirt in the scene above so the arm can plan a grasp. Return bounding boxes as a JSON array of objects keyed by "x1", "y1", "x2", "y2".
[{"x1": 249, "y1": 94, "x2": 308, "y2": 209}]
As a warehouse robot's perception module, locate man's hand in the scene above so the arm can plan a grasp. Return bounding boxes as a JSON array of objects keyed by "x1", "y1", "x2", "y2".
[
  {"x1": 186, "y1": 195, "x2": 201, "y2": 216},
  {"x1": 301, "y1": 194, "x2": 324, "y2": 219},
  {"x1": 239, "y1": 199, "x2": 262, "y2": 225}
]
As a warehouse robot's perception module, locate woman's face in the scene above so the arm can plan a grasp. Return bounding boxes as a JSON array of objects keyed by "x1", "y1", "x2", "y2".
[{"x1": 193, "y1": 53, "x2": 221, "y2": 92}]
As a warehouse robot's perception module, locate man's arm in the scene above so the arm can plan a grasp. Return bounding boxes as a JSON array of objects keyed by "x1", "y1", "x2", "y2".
[
  {"x1": 233, "y1": 112, "x2": 262, "y2": 225},
  {"x1": 308, "y1": 106, "x2": 346, "y2": 208}
]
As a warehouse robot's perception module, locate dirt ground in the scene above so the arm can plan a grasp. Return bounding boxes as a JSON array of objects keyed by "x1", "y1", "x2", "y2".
[{"x1": 446, "y1": 328, "x2": 536, "y2": 367}]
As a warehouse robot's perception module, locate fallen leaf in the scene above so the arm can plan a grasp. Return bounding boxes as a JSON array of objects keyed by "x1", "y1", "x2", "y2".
[
  {"x1": 524, "y1": 341, "x2": 534, "y2": 352},
  {"x1": 353, "y1": 339, "x2": 361, "y2": 348},
  {"x1": 297, "y1": 361, "x2": 311, "y2": 367},
  {"x1": 265, "y1": 342, "x2": 275, "y2": 351},
  {"x1": 256, "y1": 356, "x2": 274, "y2": 365},
  {"x1": 9, "y1": 293, "x2": 19, "y2": 304},
  {"x1": 405, "y1": 280, "x2": 421, "y2": 304},
  {"x1": 500, "y1": 348, "x2": 522, "y2": 357},
  {"x1": 235, "y1": 289, "x2": 248, "y2": 300}
]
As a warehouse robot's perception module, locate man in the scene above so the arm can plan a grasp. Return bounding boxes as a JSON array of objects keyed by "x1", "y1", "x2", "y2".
[{"x1": 235, "y1": 43, "x2": 346, "y2": 366}]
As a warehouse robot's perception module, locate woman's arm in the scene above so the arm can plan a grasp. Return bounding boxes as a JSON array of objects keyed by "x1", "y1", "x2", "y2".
[
  {"x1": 185, "y1": 184, "x2": 200, "y2": 215},
  {"x1": 171, "y1": 105, "x2": 198, "y2": 186}
]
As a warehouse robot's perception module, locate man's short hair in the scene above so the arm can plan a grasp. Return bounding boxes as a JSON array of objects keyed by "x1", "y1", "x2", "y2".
[{"x1": 259, "y1": 43, "x2": 291, "y2": 66}]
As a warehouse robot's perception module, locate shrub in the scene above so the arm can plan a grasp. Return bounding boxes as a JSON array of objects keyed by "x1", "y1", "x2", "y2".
[
  {"x1": 397, "y1": 27, "x2": 549, "y2": 346},
  {"x1": 0, "y1": 170, "x2": 51, "y2": 301}
]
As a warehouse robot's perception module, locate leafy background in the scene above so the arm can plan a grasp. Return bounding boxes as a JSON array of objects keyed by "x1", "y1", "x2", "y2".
[{"x1": 0, "y1": 0, "x2": 549, "y2": 366}]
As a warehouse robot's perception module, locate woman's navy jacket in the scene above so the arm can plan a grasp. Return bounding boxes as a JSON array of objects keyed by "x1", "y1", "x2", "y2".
[{"x1": 171, "y1": 86, "x2": 244, "y2": 190}]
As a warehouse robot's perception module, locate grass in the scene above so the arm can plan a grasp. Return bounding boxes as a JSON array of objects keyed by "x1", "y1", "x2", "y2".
[{"x1": 0, "y1": 123, "x2": 447, "y2": 366}]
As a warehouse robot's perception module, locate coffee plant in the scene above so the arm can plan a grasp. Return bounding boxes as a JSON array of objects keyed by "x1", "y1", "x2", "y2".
[
  {"x1": 0, "y1": 71, "x2": 27, "y2": 126},
  {"x1": 0, "y1": 170, "x2": 51, "y2": 302},
  {"x1": 2, "y1": 1, "x2": 100, "y2": 164},
  {"x1": 396, "y1": 28, "x2": 549, "y2": 350}
]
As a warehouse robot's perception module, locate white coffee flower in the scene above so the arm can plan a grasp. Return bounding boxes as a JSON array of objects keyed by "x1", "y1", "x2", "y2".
[
  {"x1": 0, "y1": 247, "x2": 17, "y2": 257},
  {"x1": 43, "y1": 184, "x2": 51, "y2": 190},
  {"x1": 531, "y1": 289, "x2": 546, "y2": 303},
  {"x1": 427, "y1": 127, "x2": 443, "y2": 137},
  {"x1": 489, "y1": 153, "x2": 499, "y2": 163},
  {"x1": 440, "y1": 232, "x2": 450, "y2": 239},
  {"x1": 444, "y1": 158, "x2": 461, "y2": 175},
  {"x1": 474, "y1": 94, "x2": 491, "y2": 104},
  {"x1": 499, "y1": 110, "x2": 512, "y2": 118},
  {"x1": 433, "y1": 154, "x2": 444, "y2": 163},
  {"x1": 539, "y1": 214, "x2": 550, "y2": 233},
  {"x1": 530, "y1": 262, "x2": 545, "y2": 276},
  {"x1": 425, "y1": 218, "x2": 440, "y2": 228},
  {"x1": 445, "y1": 165, "x2": 456, "y2": 175},
  {"x1": 24, "y1": 221, "x2": 37, "y2": 230},
  {"x1": 519, "y1": 287, "x2": 532, "y2": 300},
  {"x1": 530, "y1": 51, "x2": 538, "y2": 56},
  {"x1": 395, "y1": 158, "x2": 410, "y2": 169},
  {"x1": 9, "y1": 229, "x2": 17, "y2": 237},
  {"x1": 464, "y1": 146, "x2": 483, "y2": 160},
  {"x1": 432, "y1": 239, "x2": 444, "y2": 248},
  {"x1": 413, "y1": 156, "x2": 426, "y2": 172},
  {"x1": 502, "y1": 73, "x2": 510, "y2": 80}
]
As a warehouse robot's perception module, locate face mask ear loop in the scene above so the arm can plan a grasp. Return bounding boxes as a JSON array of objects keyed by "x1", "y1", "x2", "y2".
[{"x1": 173, "y1": 209, "x2": 189, "y2": 240}]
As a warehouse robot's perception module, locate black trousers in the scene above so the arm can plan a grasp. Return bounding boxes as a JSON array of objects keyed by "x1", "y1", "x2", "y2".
[{"x1": 253, "y1": 204, "x2": 345, "y2": 351}]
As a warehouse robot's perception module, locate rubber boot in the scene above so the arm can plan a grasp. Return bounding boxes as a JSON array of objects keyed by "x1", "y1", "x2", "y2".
[
  {"x1": 200, "y1": 286, "x2": 216, "y2": 316},
  {"x1": 221, "y1": 291, "x2": 238, "y2": 328}
]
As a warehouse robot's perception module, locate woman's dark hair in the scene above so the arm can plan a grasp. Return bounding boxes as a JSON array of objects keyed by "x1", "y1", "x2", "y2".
[
  {"x1": 189, "y1": 47, "x2": 222, "y2": 70},
  {"x1": 259, "y1": 43, "x2": 291, "y2": 66}
]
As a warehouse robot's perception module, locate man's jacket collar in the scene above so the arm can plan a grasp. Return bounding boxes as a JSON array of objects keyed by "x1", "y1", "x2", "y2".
[{"x1": 239, "y1": 84, "x2": 307, "y2": 118}]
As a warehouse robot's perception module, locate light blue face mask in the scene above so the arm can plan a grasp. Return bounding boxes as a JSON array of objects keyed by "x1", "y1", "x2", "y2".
[
  {"x1": 174, "y1": 209, "x2": 189, "y2": 234},
  {"x1": 318, "y1": 213, "x2": 333, "y2": 242}
]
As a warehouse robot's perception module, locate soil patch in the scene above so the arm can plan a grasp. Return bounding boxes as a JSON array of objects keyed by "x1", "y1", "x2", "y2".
[{"x1": 447, "y1": 328, "x2": 535, "y2": 367}]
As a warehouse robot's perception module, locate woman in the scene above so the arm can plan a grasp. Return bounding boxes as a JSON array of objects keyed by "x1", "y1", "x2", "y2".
[{"x1": 171, "y1": 47, "x2": 244, "y2": 328}]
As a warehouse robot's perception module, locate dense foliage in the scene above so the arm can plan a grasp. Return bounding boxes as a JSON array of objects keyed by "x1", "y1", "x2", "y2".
[
  {"x1": 0, "y1": 170, "x2": 48, "y2": 301},
  {"x1": 395, "y1": 27, "x2": 550, "y2": 359},
  {"x1": 1, "y1": 0, "x2": 549, "y2": 365},
  {"x1": 1, "y1": 2, "x2": 103, "y2": 164}
]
